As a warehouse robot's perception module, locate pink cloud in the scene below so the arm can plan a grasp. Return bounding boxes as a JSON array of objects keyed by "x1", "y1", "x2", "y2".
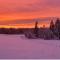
[
  {"x1": 0, "y1": 0, "x2": 60, "y2": 19},
  {"x1": 0, "y1": 0, "x2": 60, "y2": 13}
]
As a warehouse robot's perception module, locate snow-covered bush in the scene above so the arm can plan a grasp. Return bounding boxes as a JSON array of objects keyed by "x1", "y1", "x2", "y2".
[{"x1": 24, "y1": 29, "x2": 37, "y2": 39}]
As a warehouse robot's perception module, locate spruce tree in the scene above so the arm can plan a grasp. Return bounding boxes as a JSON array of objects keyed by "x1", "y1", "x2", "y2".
[
  {"x1": 50, "y1": 20, "x2": 55, "y2": 32},
  {"x1": 55, "y1": 18, "x2": 60, "y2": 39},
  {"x1": 34, "y1": 21, "x2": 39, "y2": 38}
]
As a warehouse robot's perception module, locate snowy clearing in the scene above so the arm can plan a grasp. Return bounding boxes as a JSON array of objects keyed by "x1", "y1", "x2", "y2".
[{"x1": 0, "y1": 34, "x2": 60, "y2": 59}]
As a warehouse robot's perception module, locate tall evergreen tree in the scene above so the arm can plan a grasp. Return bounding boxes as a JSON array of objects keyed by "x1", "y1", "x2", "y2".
[
  {"x1": 34, "y1": 21, "x2": 39, "y2": 38},
  {"x1": 54, "y1": 18, "x2": 60, "y2": 39},
  {"x1": 50, "y1": 20, "x2": 55, "y2": 32}
]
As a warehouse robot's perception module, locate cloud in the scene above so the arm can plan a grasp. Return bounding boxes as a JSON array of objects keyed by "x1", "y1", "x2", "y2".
[
  {"x1": 0, "y1": 17, "x2": 56, "y2": 25},
  {"x1": 0, "y1": 0, "x2": 60, "y2": 20},
  {"x1": 0, "y1": 0, "x2": 60, "y2": 13}
]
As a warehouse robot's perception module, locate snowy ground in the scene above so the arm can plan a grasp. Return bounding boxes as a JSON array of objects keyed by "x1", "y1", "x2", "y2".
[{"x1": 0, "y1": 34, "x2": 60, "y2": 59}]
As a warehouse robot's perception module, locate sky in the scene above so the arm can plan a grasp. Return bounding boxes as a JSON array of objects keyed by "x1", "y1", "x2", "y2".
[{"x1": 0, "y1": 0, "x2": 60, "y2": 28}]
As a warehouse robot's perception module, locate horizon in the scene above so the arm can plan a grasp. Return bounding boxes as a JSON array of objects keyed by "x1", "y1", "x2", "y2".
[{"x1": 0, "y1": 17, "x2": 58, "y2": 28}]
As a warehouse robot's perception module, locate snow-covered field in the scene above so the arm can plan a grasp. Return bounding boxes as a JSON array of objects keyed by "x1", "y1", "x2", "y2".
[{"x1": 0, "y1": 34, "x2": 60, "y2": 59}]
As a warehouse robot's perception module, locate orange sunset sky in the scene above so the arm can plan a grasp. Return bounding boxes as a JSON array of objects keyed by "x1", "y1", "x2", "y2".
[{"x1": 0, "y1": 0, "x2": 60, "y2": 28}]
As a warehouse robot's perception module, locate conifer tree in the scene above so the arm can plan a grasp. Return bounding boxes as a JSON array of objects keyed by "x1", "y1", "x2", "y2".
[
  {"x1": 34, "y1": 21, "x2": 39, "y2": 38},
  {"x1": 54, "y1": 18, "x2": 60, "y2": 39},
  {"x1": 50, "y1": 20, "x2": 55, "y2": 32}
]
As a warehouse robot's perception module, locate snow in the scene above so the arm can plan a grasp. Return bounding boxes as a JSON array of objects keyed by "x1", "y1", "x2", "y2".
[{"x1": 0, "y1": 34, "x2": 60, "y2": 59}]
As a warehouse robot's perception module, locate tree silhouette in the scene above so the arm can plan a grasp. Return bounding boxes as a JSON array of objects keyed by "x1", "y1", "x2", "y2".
[
  {"x1": 34, "y1": 21, "x2": 39, "y2": 38},
  {"x1": 50, "y1": 20, "x2": 55, "y2": 32},
  {"x1": 54, "y1": 18, "x2": 60, "y2": 39}
]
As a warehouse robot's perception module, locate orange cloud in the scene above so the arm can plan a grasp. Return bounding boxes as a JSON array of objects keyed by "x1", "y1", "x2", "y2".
[{"x1": 0, "y1": 0, "x2": 60, "y2": 28}]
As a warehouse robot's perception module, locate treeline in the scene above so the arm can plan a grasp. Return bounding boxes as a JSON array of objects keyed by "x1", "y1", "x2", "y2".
[
  {"x1": 24, "y1": 18, "x2": 60, "y2": 39},
  {"x1": 0, "y1": 28, "x2": 24, "y2": 34},
  {"x1": 0, "y1": 18, "x2": 60, "y2": 40},
  {"x1": 0, "y1": 28, "x2": 35, "y2": 34}
]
